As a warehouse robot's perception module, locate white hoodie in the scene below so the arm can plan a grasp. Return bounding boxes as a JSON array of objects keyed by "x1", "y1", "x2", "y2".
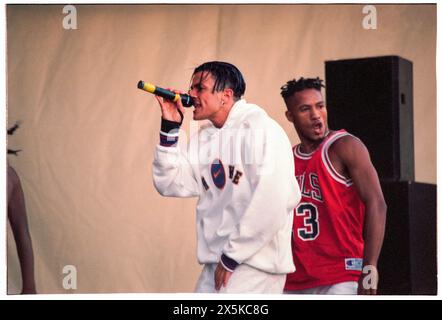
[{"x1": 153, "y1": 99, "x2": 301, "y2": 274}]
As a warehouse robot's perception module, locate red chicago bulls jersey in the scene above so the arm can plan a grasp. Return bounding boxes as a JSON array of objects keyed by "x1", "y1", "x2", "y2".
[{"x1": 284, "y1": 130, "x2": 366, "y2": 291}]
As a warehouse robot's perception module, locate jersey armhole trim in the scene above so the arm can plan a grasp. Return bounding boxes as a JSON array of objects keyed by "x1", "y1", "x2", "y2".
[{"x1": 321, "y1": 132, "x2": 354, "y2": 187}]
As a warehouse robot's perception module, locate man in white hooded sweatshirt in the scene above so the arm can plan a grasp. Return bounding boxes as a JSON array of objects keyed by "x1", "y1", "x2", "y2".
[{"x1": 152, "y1": 61, "x2": 301, "y2": 293}]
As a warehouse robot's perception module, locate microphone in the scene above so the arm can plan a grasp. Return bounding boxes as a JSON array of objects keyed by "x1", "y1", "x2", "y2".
[{"x1": 137, "y1": 81, "x2": 194, "y2": 107}]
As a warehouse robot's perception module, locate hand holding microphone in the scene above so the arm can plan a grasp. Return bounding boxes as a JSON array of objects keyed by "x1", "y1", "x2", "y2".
[
  {"x1": 137, "y1": 81, "x2": 194, "y2": 107},
  {"x1": 138, "y1": 80, "x2": 193, "y2": 123}
]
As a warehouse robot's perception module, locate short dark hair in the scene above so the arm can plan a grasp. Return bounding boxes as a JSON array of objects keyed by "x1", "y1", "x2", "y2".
[
  {"x1": 280, "y1": 77, "x2": 325, "y2": 102},
  {"x1": 193, "y1": 61, "x2": 246, "y2": 100}
]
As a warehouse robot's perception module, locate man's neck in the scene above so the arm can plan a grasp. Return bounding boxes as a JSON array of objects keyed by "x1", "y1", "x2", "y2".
[
  {"x1": 299, "y1": 140, "x2": 322, "y2": 154},
  {"x1": 299, "y1": 130, "x2": 331, "y2": 154},
  {"x1": 210, "y1": 101, "x2": 235, "y2": 128}
]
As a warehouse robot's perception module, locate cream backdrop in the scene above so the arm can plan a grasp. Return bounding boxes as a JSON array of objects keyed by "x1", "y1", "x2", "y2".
[{"x1": 6, "y1": 4, "x2": 436, "y2": 293}]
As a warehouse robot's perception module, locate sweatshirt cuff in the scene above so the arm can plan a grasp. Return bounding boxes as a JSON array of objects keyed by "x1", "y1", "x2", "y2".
[
  {"x1": 159, "y1": 118, "x2": 181, "y2": 147},
  {"x1": 220, "y1": 254, "x2": 239, "y2": 272}
]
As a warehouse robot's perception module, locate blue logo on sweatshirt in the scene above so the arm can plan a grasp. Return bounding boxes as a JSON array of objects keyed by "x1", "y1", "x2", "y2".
[{"x1": 211, "y1": 159, "x2": 226, "y2": 189}]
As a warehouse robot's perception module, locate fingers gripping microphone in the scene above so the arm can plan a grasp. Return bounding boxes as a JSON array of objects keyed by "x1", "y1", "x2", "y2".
[{"x1": 137, "y1": 81, "x2": 194, "y2": 107}]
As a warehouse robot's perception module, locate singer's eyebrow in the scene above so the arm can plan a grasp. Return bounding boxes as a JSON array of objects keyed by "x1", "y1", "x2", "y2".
[{"x1": 190, "y1": 83, "x2": 204, "y2": 90}]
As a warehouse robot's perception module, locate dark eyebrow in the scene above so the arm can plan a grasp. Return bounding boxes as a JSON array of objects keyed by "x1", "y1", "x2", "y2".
[
  {"x1": 298, "y1": 101, "x2": 323, "y2": 108},
  {"x1": 190, "y1": 83, "x2": 203, "y2": 90}
]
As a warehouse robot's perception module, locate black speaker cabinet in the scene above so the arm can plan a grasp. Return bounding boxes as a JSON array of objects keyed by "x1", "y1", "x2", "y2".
[
  {"x1": 325, "y1": 56, "x2": 414, "y2": 182},
  {"x1": 378, "y1": 181, "x2": 437, "y2": 295}
]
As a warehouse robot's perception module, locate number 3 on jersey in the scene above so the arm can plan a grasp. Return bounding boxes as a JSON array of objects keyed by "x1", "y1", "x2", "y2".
[{"x1": 296, "y1": 203, "x2": 319, "y2": 241}]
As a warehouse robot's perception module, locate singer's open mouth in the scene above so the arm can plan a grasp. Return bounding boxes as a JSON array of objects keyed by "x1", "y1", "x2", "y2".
[{"x1": 312, "y1": 122, "x2": 324, "y2": 135}]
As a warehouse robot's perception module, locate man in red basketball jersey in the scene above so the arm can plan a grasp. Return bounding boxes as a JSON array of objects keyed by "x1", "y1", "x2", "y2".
[{"x1": 280, "y1": 77, "x2": 387, "y2": 295}]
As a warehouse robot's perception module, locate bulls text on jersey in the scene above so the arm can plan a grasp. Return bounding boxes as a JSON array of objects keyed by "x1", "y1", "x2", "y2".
[{"x1": 296, "y1": 172, "x2": 323, "y2": 202}]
